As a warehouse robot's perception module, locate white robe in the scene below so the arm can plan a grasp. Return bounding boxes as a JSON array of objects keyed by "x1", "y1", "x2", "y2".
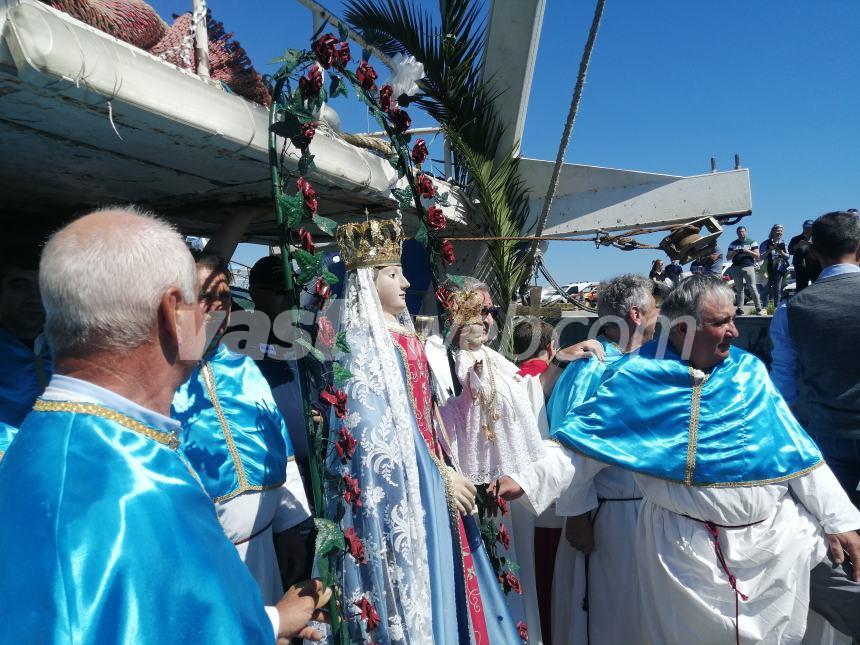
[
  {"x1": 552, "y1": 466, "x2": 642, "y2": 645},
  {"x1": 504, "y1": 372, "x2": 562, "y2": 645},
  {"x1": 513, "y1": 443, "x2": 860, "y2": 645},
  {"x1": 216, "y1": 460, "x2": 311, "y2": 604}
]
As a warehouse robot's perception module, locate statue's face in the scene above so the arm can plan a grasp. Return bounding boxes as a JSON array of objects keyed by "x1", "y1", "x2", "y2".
[{"x1": 374, "y1": 265, "x2": 410, "y2": 317}]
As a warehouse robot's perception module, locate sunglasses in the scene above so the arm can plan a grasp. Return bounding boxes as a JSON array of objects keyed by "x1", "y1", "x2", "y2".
[{"x1": 481, "y1": 306, "x2": 501, "y2": 318}]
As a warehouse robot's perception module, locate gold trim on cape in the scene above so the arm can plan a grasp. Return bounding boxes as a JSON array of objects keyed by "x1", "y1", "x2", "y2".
[
  {"x1": 200, "y1": 363, "x2": 285, "y2": 503},
  {"x1": 684, "y1": 367, "x2": 709, "y2": 485},
  {"x1": 32, "y1": 400, "x2": 179, "y2": 449}
]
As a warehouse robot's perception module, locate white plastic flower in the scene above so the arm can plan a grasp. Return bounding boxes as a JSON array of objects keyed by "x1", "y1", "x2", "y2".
[{"x1": 387, "y1": 54, "x2": 425, "y2": 99}]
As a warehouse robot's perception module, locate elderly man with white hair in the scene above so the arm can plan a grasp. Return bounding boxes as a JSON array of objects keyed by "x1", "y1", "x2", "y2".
[
  {"x1": 496, "y1": 275, "x2": 860, "y2": 644},
  {"x1": 0, "y1": 207, "x2": 326, "y2": 644},
  {"x1": 546, "y1": 274, "x2": 663, "y2": 645}
]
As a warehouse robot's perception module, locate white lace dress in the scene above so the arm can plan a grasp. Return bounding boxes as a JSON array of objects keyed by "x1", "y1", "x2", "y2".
[{"x1": 450, "y1": 346, "x2": 545, "y2": 484}]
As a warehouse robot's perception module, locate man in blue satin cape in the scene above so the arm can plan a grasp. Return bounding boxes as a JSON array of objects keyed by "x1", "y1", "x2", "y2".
[
  {"x1": 173, "y1": 253, "x2": 311, "y2": 603},
  {"x1": 546, "y1": 274, "x2": 663, "y2": 645},
  {"x1": 0, "y1": 207, "x2": 327, "y2": 644},
  {"x1": 498, "y1": 275, "x2": 860, "y2": 643},
  {"x1": 0, "y1": 243, "x2": 52, "y2": 429}
]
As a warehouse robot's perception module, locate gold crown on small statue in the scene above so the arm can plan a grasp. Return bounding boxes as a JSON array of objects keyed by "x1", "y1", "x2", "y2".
[
  {"x1": 335, "y1": 219, "x2": 404, "y2": 270},
  {"x1": 449, "y1": 289, "x2": 485, "y2": 326}
]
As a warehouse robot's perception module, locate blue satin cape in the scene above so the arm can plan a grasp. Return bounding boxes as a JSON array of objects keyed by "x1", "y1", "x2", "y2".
[
  {"x1": 172, "y1": 344, "x2": 294, "y2": 502},
  {"x1": 551, "y1": 343, "x2": 822, "y2": 486},
  {"x1": 0, "y1": 420, "x2": 17, "y2": 459},
  {"x1": 0, "y1": 402, "x2": 273, "y2": 644},
  {"x1": 547, "y1": 337, "x2": 622, "y2": 430},
  {"x1": 0, "y1": 329, "x2": 51, "y2": 426}
]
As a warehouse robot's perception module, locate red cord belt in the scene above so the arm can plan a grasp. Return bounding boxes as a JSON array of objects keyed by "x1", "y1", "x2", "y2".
[{"x1": 681, "y1": 514, "x2": 766, "y2": 645}]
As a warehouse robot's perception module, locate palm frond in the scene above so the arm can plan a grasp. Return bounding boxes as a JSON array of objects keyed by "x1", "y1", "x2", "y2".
[{"x1": 345, "y1": 0, "x2": 533, "y2": 311}]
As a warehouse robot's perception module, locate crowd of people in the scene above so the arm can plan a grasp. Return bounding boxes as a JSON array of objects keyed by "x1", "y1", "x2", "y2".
[
  {"x1": 0, "y1": 207, "x2": 857, "y2": 644},
  {"x1": 647, "y1": 217, "x2": 843, "y2": 315}
]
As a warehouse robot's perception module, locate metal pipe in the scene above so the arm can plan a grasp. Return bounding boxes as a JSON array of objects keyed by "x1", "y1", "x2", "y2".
[
  {"x1": 710, "y1": 157, "x2": 717, "y2": 173},
  {"x1": 192, "y1": 0, "x2": 210, "y2": 80},
  {"x1": 444, "y1": 137, "x2": 452, "y2": 180},
  {"x1": 359, "y1": 126, "x2": 443, "y2": 138},
  {"x1": 734, "y1": 153, "x2": 741, "y2": 170}
]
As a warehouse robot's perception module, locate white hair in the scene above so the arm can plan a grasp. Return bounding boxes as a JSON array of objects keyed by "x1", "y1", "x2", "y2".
[
  {"x1": 660, "y1": 274, "x2": 734, "y2": 326},
  {"x1": 40, "y1": 205, "x2": 197, "y2": 356},
  {"x1": 596, "y1": 273, "x2": 653, "y2": 319}
]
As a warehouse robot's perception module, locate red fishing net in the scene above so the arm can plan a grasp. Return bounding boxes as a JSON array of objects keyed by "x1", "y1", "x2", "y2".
[{"x1": 41, "y1": 1, "x2": 271, "y2": 106}]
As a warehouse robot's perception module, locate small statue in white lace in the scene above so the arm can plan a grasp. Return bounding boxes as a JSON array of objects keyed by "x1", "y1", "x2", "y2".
[{"x1": 449, "y1": 344, "x2": 545, "y2": 484}]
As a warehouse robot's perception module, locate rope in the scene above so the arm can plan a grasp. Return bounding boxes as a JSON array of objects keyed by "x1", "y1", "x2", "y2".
[
  {"x1": 522, "y1": 0, "x2": 607, "y2": 285},
  {"x1": 339, "y1": 132, "x2": 395, "y2": 156},
  {"x1": 681, "y1": 514, "x2": 764, "y2": 645},
  {"x1": 445, "y1": 224, "x2": 670, "y2": 251},
  {"x1": 537, "y1": 259, "x2": 597, "y2": 312}
]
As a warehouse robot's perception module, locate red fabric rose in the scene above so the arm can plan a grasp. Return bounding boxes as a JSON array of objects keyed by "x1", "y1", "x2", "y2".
[
  {"x1": 343, "y1": 473, "x2": 363, "y2": 507},
  {"x1": 335, "y1": 42, "x2": 351, "y2": 68},
  {"x1": 356, "y1": 61, "x2": 378, "y2": 91},
  {"x1": 411, "y1": 138, "x2": 428, "y2": 165},
  {"x1": 435, "y1": 286, "x2": 454, "y2": 310},
  {"x1": 335, "y1": 426, "x2": 357, "y2": 463},
  {"x1": 343, "y1": 527, "x2": 367, "y2": 564},
  {"x1": 317, "y1": 315, "x2": 335, "y2": 349},
  {"x1": 312, "y1": 33, "x2": 338, "y2": 69},
  {"x1": 500, "y1": 571, "x2": 522, "y2": 595},
  {"x1": 497, "y1": 523, "x2": 510, "y2": 550},
  {"x1": 378, "y1": 84, "x2": 393, "y2": 112},
  {"x1": 321, "y1": 386, "x2": 347, "y2": 418},
  {"x1": 291, "y1": 121, "x2": 316, "y2": 149},
  {"x1": 315, "y1": 277, "x2": 331, "y2": 304},
  {"x1": 516, "y1": 621, "x2": 528, "y2": 642},
  {"x1": 389, "y1": 106, "x2": 411, "y2": 132},
  {"x1": 299, "y1": 65, "x2": 323, "y2": 99},
  {"x1": 354, "y1": 597, "x2": 380, "y2": 631},
  {"x1": 297, "y1": 228, "x2": 315, "y2": 254},
  {"x1": 487, "y1": 492, "x2": 509, "y2": 516},
  {"x1": 440, "y1": 240, "x2": 455, "y2": 265},
  {"x1": 297, "y1": 177, "x2": 318, "y2": 213},
  {"x1": 426, "y1": 205, "x2": 447, "y2": 231},
  {"x1": 416, "y1": 173, "x2": 436, "y2": 199}
]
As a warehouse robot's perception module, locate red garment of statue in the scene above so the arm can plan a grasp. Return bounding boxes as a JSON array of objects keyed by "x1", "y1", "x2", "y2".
[{"x1": 389, "y1": 327, "x2": 491, "y2": 645}]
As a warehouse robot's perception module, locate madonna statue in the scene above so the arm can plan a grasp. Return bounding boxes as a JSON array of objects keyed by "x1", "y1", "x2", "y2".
[{"x1": 324, "y1": 219, "x2": 519, "y2": 644}]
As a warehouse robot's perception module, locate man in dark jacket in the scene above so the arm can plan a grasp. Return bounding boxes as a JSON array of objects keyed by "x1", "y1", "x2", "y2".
[{"x1": 770, "y1": 211, "x2": 860, "y2": 502}]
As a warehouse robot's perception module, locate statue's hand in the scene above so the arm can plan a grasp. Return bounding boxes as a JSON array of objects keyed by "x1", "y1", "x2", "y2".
[{"x1": 448, "y1": 468, "x2": 478, "y2": 515}]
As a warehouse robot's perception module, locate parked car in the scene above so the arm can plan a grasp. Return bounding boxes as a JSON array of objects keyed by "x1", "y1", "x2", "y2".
[{"x1": 542, "y1": 282, "x2": 600, "y2": 306}]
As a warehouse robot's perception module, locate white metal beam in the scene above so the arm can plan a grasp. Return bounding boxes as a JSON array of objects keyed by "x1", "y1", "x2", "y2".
[
  {"x1": 481, "y1": 0, "x2": 546, "y2": 165},
  {"x1": 518, "y1": 158, "x2": 752, "y2": 235}
]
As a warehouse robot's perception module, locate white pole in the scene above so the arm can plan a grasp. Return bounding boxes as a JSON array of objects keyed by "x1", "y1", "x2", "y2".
[{"x1": 193, "y1": 0, "x2": 210, "y2": 80}]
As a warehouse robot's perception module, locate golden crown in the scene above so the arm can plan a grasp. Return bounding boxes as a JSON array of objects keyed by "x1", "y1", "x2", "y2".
[
  {"x1": 449, "y1": 289, "x2": 485, "y2": 326},
  {"x1": 335, "y1": 219, "x2": 404, "y2": 270}
]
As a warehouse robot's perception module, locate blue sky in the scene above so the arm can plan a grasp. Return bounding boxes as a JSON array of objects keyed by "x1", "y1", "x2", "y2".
[{"x1": 148, "y1": 1, "x2": 859, "y2": 282}]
